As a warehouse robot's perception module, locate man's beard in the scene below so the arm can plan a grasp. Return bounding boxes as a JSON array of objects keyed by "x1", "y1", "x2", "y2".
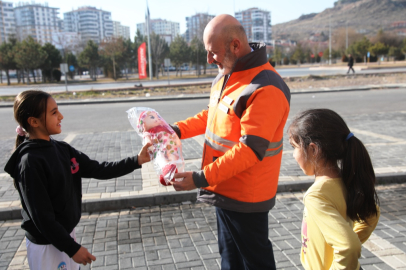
[{"x1": 219, "y1": 48, "x2": 238, "y2": 75}]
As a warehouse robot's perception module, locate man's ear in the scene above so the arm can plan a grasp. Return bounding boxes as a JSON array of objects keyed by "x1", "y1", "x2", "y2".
[
  {"x1": 27, "y1": 117, "x2": 40, "y2": 128},
  {"x1": 231, "y1": 38, "x2": 241, "y2": 54}
]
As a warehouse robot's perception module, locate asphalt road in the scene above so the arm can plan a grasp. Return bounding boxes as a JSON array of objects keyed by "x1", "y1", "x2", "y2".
[
  {"x1": 0, "y1": 67, "x2": 405, "y2": 96},
  {"x1": 1, "y1": 88, "x2": 406, "y2": 140}
]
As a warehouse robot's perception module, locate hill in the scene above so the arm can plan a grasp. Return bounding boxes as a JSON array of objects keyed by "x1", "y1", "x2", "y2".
[{"x1": 272, "y1": 0, "x2": 406, "y2": 41}]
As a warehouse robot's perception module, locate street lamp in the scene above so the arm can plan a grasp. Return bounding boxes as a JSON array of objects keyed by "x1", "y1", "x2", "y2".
[{"x1": 329, "y1": 14, "x2": 332, "y2": 65}]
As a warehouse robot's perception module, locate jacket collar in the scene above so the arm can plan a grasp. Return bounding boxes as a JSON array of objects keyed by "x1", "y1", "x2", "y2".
[{"x1": 232, "y1": 43, "x2": 268, "y2": 73}]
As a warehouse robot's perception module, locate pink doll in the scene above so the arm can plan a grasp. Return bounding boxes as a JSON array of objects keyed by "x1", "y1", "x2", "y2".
[
  {"x1": 127, "y1": 107, "x2": 185, "y2": 185},
  {"x1": 138, "y1": 110, "x2": 181, "y2": 163}
]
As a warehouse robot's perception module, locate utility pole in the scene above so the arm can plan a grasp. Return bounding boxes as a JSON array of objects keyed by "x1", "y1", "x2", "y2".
[
  {"x1": 146, "y1": 0, "x2": 152, "y2": 80},
  {"x1": 329, "y1": 14, "x2": 332, "y2": 65},
  {"x1": 346, "y1": 21, "x2": 348, "y2": 50}
]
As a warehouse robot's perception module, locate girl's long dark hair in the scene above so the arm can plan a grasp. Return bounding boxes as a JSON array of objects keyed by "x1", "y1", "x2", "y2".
[
  {"x1": 14, "y1": 90, "x2": 50, "y2": 149},
  {"x1": 288, "y1": 109, "x2": 379, "y2": 223}
]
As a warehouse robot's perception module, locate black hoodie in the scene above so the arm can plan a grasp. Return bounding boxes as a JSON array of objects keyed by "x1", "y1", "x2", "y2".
[{"x1": 4, "y1": 138, "x2": 141, "y2": 257}]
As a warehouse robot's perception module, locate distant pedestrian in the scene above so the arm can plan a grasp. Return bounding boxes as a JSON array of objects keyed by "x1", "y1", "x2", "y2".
[
  {"x1": 288, "y1": 109, "x2": 380, "y2": 270},
  {"x1": 4, "y1": 90, "x2": 151, "y2": 270},
  {"x1": 347, "y1": 54, "x2": 355, "y2": 74}
]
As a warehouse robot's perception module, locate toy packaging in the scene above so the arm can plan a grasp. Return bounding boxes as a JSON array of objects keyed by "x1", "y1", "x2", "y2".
[{"x1": 127, "y1": 107, "x2": 185, "y2": 186}]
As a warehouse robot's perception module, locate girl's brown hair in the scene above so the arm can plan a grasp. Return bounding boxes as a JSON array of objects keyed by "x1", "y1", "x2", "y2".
[
  {"x1": 14, "y1": 90, "x2": 51, "y2": 148},
  {"x1": 288, "y1": 108, "x2": 379, "y2": 223}
]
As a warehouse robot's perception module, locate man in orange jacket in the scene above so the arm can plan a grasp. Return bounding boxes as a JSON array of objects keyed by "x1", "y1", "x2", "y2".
[{"x1": 172, "y1": 14, "x2": 290, "y2": 269}]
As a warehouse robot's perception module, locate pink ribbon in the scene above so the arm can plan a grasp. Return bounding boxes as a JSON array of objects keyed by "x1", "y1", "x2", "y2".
[{"x1": 16, "y1": 125, "x2": 27, "y2": 137}]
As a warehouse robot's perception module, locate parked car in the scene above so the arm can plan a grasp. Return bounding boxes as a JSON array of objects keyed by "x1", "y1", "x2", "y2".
[{"x1": 164, "y1": 66, "x2": 176, "y2": 71}]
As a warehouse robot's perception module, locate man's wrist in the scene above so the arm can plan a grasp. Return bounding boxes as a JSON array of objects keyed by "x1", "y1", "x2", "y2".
[{"x1": 192, "y1": 170, "x2": 209, "y2": 188}]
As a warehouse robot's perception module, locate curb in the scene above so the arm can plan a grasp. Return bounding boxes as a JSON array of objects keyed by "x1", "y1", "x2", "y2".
[
  {"x1": 1, "y1": 84, "x2": 405, "y2": 108},
  {"x1": 1, "y1": 173, "x2": 405, "y2": 221}
]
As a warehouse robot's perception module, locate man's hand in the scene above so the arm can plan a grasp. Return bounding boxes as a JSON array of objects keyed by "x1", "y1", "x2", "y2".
[
  {"x1": 172, "y1": 171, "x2": 197, "y2": 191},
  {"x1": 137, "y1": 142, "x2": 153, "y2": 165},
  {"x1": 72, "y1": 246, "x2": 96, "y2": 265}
]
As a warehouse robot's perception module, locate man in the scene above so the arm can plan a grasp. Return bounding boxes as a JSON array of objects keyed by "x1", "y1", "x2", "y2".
[
  {"x1": 172, "y1": 14, "x2": 290, "y2": 269},
  {"x1": 347, "y1": 54, "x2": 355, "y2": 74}
]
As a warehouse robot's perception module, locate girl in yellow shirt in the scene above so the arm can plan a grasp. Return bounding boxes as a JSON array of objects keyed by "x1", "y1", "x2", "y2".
[{"x1": 288, "y1": 109, "x2": 380, "y2": 270}]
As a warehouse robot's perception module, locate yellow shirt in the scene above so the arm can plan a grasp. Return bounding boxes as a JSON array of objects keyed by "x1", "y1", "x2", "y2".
[{"x1": 300, "y1": 178, "x2": 380, "y2": 270}]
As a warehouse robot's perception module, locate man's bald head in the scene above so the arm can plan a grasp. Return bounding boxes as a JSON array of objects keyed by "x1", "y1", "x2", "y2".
[
  {"x1": 204, "y1": 14, "x2": 250, "y2": 56},
  {"x1": 203, "y1": 14, "x2": 252, "y2": 75}
]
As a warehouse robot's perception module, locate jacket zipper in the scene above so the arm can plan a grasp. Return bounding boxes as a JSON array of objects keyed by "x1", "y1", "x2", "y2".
[{"x1": 201, "y1": 74, "x2": 232, "y2": 170}]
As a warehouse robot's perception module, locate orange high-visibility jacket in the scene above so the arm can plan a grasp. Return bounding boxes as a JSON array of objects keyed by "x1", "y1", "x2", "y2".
[{"x1": 175, "y1": 43, "x2": 290, "y2": 212}]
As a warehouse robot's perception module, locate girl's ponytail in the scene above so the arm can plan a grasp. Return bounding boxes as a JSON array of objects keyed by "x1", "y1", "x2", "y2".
[
  {"x1": 15, "y1": 134, "x2": 26, "y2": 149},
  {"x1": 341, "y1": 136, "x2": 379, "y2": 222},
  {"x1": 289, "y1": 109, "x2": 379, "y2": 224}
]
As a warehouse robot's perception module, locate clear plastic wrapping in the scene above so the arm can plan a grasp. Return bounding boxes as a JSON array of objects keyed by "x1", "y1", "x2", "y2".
[{"x1": 127, "y1": 107, "x2": 184, "y2": 185}]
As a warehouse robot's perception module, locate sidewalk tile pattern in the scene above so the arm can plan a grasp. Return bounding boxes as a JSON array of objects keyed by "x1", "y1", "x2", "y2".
[{"x1": 2, "y1": 183, "x2": 405, "y2": 269}]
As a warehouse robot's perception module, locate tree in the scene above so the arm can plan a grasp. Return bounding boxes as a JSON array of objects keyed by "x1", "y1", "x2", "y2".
[
  {"x1": 0, "y1": 40, "x2": 17, "y2": 85},
  {"x1": 120, "y1": 38, "x2": 134, "y2": 80},
  {"x1": 347, "y1": 36, "x2": 371, "y2": 61},
  {"x1": 40, "y1": 43, "x2": 62, "y2": 82},
  {"x1": 372, "y1": 29, "x2": 403, "y2": 48},
  {"x1": 100, "y1": 37, "x2": 125, "y2": 80},
  {"x1": 369, "y1": 42, "x2": 389, "y2": 58},
  {"x1": 273, "y1": 46, "x2": 283, "y2": 66},
  {"x1": 66, "y1": 52, "x2": 78, "y2": 79},
  {"x1": 402, "y1": 38, "x2": 406, "y2": 59},
  {"x1": 78, "y1": 40, "x2": 100, "y2": 81},
  {"x1": 169, "y1": 35, "x2": 190, "y2": 77},
  {"x1": 14, "y1": 36, "x2": 47, "y2": 84},
  {"x1": 150, "y1": 32, "x2": 169, "y2": 79},
  {"x1": 190, "y1": 37, "x2": 206, "y2": 75},
  {"x1": 332, "y1": 27, "x2": 363, "y2": 55},
  {"x1": 323, "y1": 48, "x2": 341, "y2": 62},
  {"x1": 387, "y1": 46, "x2": 401, "y2": 62},
  {"x1": 291, "y1": 43, "x2": 305, "y2": 64}
]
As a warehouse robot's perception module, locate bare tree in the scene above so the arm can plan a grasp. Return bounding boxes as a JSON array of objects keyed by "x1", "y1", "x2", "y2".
[
  {"x1": 100, "y1": 37, "x2": 125, "y2": 80},
  {"x1": 150, "y1": 32, "x2": 169, "y2": 79}
]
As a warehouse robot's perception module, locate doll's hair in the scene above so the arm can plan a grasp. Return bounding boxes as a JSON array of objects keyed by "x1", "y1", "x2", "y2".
[
  {"x1": 288, "y1": 109, "x2": 379, "y2": 223},
  {"x1": 138, "y1": 110, "x2": 162, "y2": 133},
  {"x1": 13, "y1": 90, "x2": 51, "y2": 149}
]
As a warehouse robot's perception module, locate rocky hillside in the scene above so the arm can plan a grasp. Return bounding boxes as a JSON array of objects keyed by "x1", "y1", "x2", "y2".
[{"x1": 273, "y1": 0, "x2": 406, "y2": 41}]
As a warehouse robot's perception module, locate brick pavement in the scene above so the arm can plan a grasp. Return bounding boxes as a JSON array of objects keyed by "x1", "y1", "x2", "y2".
[
  {"x1": 1, "y1": 111, "x2": 406, "y2": 210},
  {"x1": 1, "y1": 183, "x2": 405, "y2": 270},
  {"x1": 0, "y1": 98, "x2": 406, "y2": 268}
]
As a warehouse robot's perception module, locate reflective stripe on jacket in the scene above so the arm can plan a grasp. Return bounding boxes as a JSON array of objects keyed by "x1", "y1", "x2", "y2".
[{"x1": 175, "y1": 43, "x2": 290, "y2": 212}]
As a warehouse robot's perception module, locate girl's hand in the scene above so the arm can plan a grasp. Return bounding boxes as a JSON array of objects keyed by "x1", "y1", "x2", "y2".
[
  {"x1": 138, "y1": 142, "x2": 153, "y2": 165},
  {"x1": 72, "y1": 246, "x2": 96, "y2": 265}
]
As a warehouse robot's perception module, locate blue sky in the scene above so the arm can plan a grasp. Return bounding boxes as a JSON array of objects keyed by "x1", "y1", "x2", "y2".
[{"x1": 14, "y1": 0, "x2": 337, "y2": 38}]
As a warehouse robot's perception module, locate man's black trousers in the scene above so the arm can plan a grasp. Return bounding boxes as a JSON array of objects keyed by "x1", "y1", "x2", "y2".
[{"x1": 216, "y1": 207, "x2": 276, "y2": 270}]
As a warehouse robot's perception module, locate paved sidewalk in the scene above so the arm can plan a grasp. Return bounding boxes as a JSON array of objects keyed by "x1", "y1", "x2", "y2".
[
  {"x1": 1, "y1": 109, "x2": 406, "y2": 219},
  {"x1": 0, "y1": 85, "x2": 406, "y2": 268},
  {"x1": 1, "y1": 183, "x2": 405, "y2": 270},
  {"x1": 0, "y1": 105, "x2": 406, "y2": 217}
]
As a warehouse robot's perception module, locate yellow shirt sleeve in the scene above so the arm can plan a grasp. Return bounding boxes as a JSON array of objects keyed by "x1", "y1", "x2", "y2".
[
  {"x1": 353, "y1": 205, "x2": 380, "y2": 244},
  {"x1": 305, "y1": 192, "x2": 361, "y2": 270}
]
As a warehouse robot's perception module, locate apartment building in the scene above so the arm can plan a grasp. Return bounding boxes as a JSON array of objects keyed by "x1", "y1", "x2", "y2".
[
  {"x1": 113, "y1": 21, "x2": 130, "y2": 40},
  {"x1": 0, "y1": 1, "x2": 15, "y2": 44},
  {"x1": 235, "y1": 7, "x2": 272, "y2": 44},
  {"x1": 14, "y1": 2, "x2": 60, "y2": 44},
  {"x1": 137, "y1": 19, "x2": 179, "y2": 44},
  {"x1": 63, "y1": 6, "x2": 113, "y2": 44},
  {"x1": 185, "y1": 13, "x2": 214, "y2": 43},
  {"x1": 51, "y1": 31, "x2": 82, "y2": 56}
]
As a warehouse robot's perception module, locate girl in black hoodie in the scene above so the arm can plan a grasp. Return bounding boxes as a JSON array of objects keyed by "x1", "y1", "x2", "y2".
[{"x1": 5, "y1": 90, "x2": 151, "y2": 269}]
